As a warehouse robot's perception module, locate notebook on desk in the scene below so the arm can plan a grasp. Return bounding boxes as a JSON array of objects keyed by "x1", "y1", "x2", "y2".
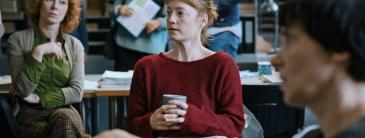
[
  {"x1": 98, "y1": 70, "x2": 133, "y2": 89},
  {"x1": 0, "y1": 75, "x2": 11, "y2": 92}
]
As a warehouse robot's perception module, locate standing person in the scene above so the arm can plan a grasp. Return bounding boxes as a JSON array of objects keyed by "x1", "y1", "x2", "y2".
[
  {"x1": 111, "y1": 0, "x2": 168, "y2": 71},
  {"x1": 127, "y1": 0, "x2": 244, "y2": 137},
  {"x1": 272, "y1": 0, "x2": 365, "y2": 137},
  {"x1": 6, "y1": 0, "x2": 89, "y2": 137},
  {"x1": 0, "y1": 10, "x2": 4, "y2": 38},
  {"x1": 207, "y1": 0, "x2": 240, "y2": 60}
]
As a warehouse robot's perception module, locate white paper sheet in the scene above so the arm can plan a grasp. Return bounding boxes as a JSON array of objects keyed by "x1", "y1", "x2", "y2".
[
  {"x1": 84, "y1": 80, "x2": 98, "y2": 91},
  {"x1": 0, "y1": 75, "x2": 11, "y2": 85},
  {"x1": 117, "y1": 0, "x2": 160, "y2": 37}
]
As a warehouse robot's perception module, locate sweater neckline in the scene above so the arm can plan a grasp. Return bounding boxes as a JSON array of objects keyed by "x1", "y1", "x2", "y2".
[{"x1": 159, "y1": 52, "x2": 223, "y2": 65}]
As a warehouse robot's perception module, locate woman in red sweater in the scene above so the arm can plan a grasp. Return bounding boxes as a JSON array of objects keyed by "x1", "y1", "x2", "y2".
[{"x1": 127, "y1": 0, "x2": 245, "y2": 137}]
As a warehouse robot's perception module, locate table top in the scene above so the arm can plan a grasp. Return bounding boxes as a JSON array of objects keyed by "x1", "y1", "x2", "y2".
[
  {"x1": 84, "y1": 74, "x2": 130, "y2": 98},
  {"x1": 1, "y1": 72, "x2": 281, "y2": 97}
]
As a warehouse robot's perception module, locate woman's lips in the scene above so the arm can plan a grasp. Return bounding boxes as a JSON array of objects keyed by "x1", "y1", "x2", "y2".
[
  {"x1": 49, "y1": 13, "x2": 58, "y2": 16},
  {"x1": 169, "y1": 28, "x2": 179, "y2": 31},
  {"x1": 168, "y1": 28, "x2": 180, "y2": 34}
]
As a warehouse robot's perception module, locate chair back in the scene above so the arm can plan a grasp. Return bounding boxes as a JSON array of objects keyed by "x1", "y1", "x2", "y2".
[
  {"x1": 241, "y1": 105, "x2": 264, "y2": 138},
  {"x1": 0, "y1": 96, "x2": 20, "y2": 138},
  {"x1": 243, "y1": 84, "x2": 304, "y2": 137}
]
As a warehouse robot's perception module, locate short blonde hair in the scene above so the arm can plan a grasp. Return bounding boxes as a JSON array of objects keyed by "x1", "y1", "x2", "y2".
[
  {"x1": 26, "y1": 0, "x2": 81, "y2": 33},
  {"x1": 164, "y1": 0, "x2": 218, "y2": 45}
]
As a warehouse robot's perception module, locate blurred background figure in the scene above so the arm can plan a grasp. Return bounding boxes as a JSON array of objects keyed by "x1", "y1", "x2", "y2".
[
  {"x1": 70, "y1": 0, "x2": 89, "y2": 63},
  {"x1": 0, "y1": 10, "x2": 4, "y2": 38},
  {"x1": 111, "y1": 0, "x2": 168, "y2": 71},
  {"x1": 208, "y1": 0, "x2": 240, "y2": 60}
]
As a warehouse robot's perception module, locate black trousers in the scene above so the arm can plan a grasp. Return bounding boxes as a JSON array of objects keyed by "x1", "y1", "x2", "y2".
[{"x1": 114, "y1": 46, "x2": 151, "y2": 71}]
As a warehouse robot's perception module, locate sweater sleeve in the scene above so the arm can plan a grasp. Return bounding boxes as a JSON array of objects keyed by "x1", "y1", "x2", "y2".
[
  {"x1": 23, "y1": 57, "x2": 46, "y2": 84},
  {"x1": 127, "y1": 61, "x2": 155, "y2": 137},
  {"x1": 7, "y1": 32, "x2": 40, "y2": 97},
  {"x1": 181, "y1": 59, "x2": 245, "y2": 137},
  {"x1": 61, "y1": 38, "x2": 84, "y2": 105}
]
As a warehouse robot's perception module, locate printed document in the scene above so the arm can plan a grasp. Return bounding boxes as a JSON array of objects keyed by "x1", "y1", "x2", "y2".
[{"x1": 117, "y1": 0, "x2": 160, "y2": 37}]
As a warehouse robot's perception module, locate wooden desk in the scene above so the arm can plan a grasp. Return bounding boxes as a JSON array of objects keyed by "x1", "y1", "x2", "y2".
[{"x1": 83, "y1": 92, "x2": 96, "y2": 98}]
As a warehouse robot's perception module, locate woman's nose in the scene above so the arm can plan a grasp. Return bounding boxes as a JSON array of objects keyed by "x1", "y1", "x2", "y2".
[
  {"x1": 51, "y1": 0, "x2": 59, "y2": 10},
  {"x1": 168, "y1": 15, "x2": 177, "y2": 24},
  {"x1": 271, "y1": 53, "x2": 284, "y2": 71}
]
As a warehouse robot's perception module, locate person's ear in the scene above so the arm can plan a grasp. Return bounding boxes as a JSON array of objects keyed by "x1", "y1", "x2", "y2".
[
  {"x1": 200, "y1": 13, "x2": 208, "y2": 28},
  {"x1": 331, "y1": 52, "x2": 350, "y2": 66}
]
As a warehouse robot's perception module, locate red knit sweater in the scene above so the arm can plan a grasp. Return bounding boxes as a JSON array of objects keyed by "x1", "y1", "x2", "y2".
[{"x1": 127, "y1": 52, "x2": 244, "y2": 137}]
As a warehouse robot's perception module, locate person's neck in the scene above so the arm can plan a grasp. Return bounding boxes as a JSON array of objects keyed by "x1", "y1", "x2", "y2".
[
  {"x1": 169, "y1": 38, "x2": 214, "y2": 62},
  {"x1": 310, "y1": 72, "x2": 365, "y2": 138},
  {"x1": 39, "y1": 20, "x2": 60, "y2": 42}
]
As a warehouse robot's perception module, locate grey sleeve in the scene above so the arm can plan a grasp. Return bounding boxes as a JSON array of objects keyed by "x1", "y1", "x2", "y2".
[
  {"x1": 7, "y1": 32, "x2": 38, "y2": 97},
  {"x1": 62, "y1": 38, "x2": 85, "y2": 105}
]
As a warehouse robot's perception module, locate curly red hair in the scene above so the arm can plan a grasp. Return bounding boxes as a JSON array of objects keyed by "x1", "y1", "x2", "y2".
[{"x1": 26, "y1": 0, "x2": 81, "y2": 33}]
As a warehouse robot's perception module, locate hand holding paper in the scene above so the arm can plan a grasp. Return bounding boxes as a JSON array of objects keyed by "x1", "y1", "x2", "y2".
[
  {"x1": 118, "y1": 5, "x2": 134, "y2": 16},
  {"x1": 146, "y1": 19, "x2": 161, "y2": 33},
  {"x1": 116, "y1": 0, "x2": 161, "y2": 37}
]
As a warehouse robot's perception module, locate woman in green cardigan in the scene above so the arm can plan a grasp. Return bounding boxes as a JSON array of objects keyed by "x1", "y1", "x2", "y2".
[{"x1": 6, "y1": 0, "x2": 89, "y2": 137}]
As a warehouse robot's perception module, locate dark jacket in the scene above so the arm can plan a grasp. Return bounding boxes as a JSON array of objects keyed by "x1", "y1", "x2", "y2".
[{"x1": 213, "y1": 0, "x2": 240, "y2": 27}]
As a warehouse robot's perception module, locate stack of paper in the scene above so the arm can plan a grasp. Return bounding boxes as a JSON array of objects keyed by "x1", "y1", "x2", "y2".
[
  {"x1": 84, "y1": 80, "x2": 98, "y2": 91},
  {"x1": 0, "y1": 75, "x2": 12, "y2": 91},
  {"x1": 98, "y1": 70, "x2": 134, "y2": 88}
]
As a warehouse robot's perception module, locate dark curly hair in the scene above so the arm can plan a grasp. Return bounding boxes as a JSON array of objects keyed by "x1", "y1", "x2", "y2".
[
  {"x1": 26, "y1": 0, "x2": 81, "y2": 33},
  {"x1": 280, "y1": 0, "x2": 365, "y2": 81}
]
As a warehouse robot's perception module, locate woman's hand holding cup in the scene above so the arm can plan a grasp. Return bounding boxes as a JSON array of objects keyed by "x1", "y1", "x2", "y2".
[
  {"x1": 150, "y1": 94, "x2": 188, "y2": 130},
  {"x1": 163, "y1": 100, "x2": 188, "y2": 124},
  {"x1": 150, "y1": 104, "x2": 182, "y2": 130}
]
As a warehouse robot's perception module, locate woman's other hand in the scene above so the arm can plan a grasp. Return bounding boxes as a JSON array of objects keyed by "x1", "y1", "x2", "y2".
[
  {"x1": 32, "y1": 42, "x2": 63, "y2": 62},
  {"x1": 146, "y1": 19, "x2": 161, "y2": 33},
  {"x1": 23, "y1": 93, "x2": 40, "y2": 104},
  {"x1": 150, "y1": 104, "x2": 182, "y2": 130},
  {"x1": 118, "y1": 5, "x2": 134, "y2": 17}
]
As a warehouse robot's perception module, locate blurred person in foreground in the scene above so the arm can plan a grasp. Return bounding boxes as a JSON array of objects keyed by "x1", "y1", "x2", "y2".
[{"x1": 272, "y1": 0, "x2": 365, "y2": 137}]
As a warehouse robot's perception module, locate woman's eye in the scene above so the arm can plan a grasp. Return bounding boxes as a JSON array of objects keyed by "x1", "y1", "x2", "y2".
[
  {"x1": 178, "y1": 11, "x2": 185, "y2": 16},
  {"x1": 59, "y1": 0, "x2": 67, "y2": 5}
]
